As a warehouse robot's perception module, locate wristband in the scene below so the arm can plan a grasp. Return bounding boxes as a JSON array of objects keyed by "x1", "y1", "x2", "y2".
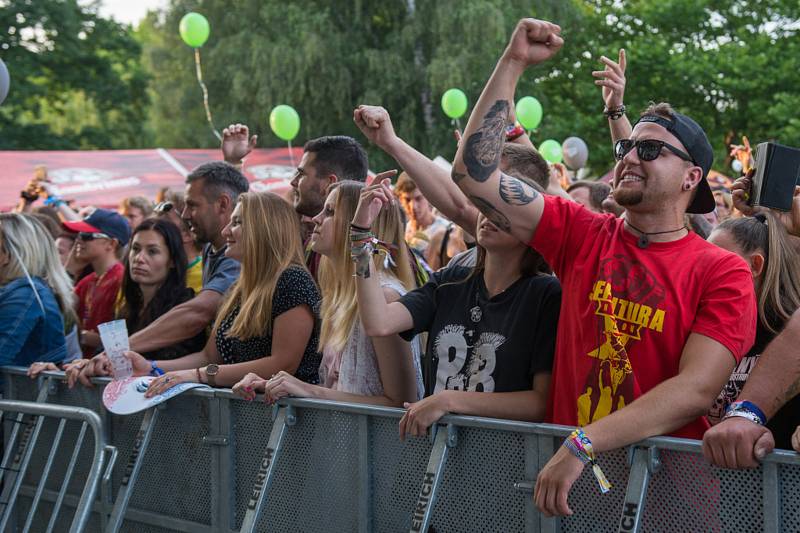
[
  {"x1": 350, "y1": 222, "x2": 371, "y2": 232},
  {"x1": 563, "y1": 428, "x2": 612, "y2": 494},
  {"x1": 724, "y1": 400, "x2": 767, "y2": 426},
  {"x1": 603, "y1": 104, "x2": 626, "y2": 120},
  {"x1": 149, "y1": 360, "x2": 165, "y2": 377},
  {"x1": 505, "y1": 122, "x2": 525, "y2": 141}
]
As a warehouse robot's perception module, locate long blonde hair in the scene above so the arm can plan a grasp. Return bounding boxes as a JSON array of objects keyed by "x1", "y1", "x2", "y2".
[
  {"x1": 213, "y1": 192, "x2": 307, "y2": 339},
  {"x1": 0, "y1": 213, "x2": 76, "y2": 323},
  {"x1": 319, "y1": 181, "x2": 415, "y2": 352}
]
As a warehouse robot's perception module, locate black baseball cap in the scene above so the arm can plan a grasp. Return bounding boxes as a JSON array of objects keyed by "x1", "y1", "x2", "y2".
[
  {"x1": 635, "y1": 112, "x2": 715, "y2": 214},
  {"x1": 63, "y1": 208, "x2": 131, "y2": 246}
]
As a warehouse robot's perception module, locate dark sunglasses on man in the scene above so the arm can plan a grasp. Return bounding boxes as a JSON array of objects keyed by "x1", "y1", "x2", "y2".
[
  {"x1": 77, "y1": 232, "x2": 112, "y2": 241},
  {"x1": 614, "y1": 138, "x2": 696, "y2": 165}
]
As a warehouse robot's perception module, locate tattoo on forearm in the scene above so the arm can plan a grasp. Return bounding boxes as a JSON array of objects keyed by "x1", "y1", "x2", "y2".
[
  {"x1": 468, "y1": 195, "x2": 512, "y2": 233},
  {"x1": 463, "y1": 100, "x2": 510, "y2": 182},
  {"x1": 499, "y1": 173, "x2": 539, "y2": 205},
  {"x1": 451, "y1": 170, "x2": 467, "y2": 184}
]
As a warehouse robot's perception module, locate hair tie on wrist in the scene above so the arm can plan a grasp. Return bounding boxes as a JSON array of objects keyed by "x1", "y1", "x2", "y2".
[{"x1": 350, "y1": 222, "x2": 371, "y2": 232}]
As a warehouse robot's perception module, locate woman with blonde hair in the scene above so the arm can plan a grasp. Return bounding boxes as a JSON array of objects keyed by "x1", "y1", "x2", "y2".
[
  {"x1": 236, "y1": 178, "x2": 422, "y2": 406},
  {"x1": 120, "y1": 192, "x2": 322, "y2": 395},
  {"x1": 0, "y1": 213, "x2": 76, "y2": 365}
]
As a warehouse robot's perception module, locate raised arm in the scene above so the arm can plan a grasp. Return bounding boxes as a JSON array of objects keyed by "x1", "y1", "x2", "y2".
[
  {"x1": 592, "y1": 48, "x2": 633, "y2": 145},
  {"x1": 354, "y1": 105, "x2": 480, "y2": 235},
  {"x1": 350, "y1": 179, "x2": 416, "y2": 337},
  {"x1": 452, "y1": 19, "x2": 563, "y2": 244}
]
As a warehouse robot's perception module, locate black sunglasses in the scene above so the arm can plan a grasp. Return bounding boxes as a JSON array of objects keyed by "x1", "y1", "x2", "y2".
[
  {"x1": 614, "y1": 139, "x2": 695, "y2": 165},
  {"x1": 77, "y1": 232, "x2": 111, "y2": 241},
  {"x1": 154, "y1": 201, "x2": 174, "y2": 214}
]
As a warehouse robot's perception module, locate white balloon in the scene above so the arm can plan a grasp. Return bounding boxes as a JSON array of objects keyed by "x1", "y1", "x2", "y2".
[
  {"x1": 731, "y1": 159, "x2": 743, "y2": 173},
  {"x1": 0, "y1": 58, "x2": 8, "y2": 106},
  {"x1": 562, "y1": 136, "x2": 588, "y2": 169}
]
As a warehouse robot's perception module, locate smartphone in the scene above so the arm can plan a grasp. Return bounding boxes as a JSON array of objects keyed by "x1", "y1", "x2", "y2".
[{"x1": 748, "y1": 142, "x2": 800, "y2": 211}]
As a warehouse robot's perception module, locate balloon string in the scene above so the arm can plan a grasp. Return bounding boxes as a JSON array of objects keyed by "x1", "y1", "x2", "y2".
[
  {"x1": 194, "y1": 48, "x2": 222, "y2": 142},
  {"x1": 287, "y1": 140, "x2": 295, "y2": 167}
]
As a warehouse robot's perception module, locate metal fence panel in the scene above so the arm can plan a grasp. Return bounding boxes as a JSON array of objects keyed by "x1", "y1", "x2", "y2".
[{"x1": 4, "y1": 367, "x2": 800, "y2": 533}]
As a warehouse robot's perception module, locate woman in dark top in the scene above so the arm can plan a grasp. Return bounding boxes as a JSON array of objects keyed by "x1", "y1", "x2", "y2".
[
  {"x1": 350, "y1": 180, "x2": 561, "y2": 438},
  {"x1": 117, "y1": 218, "x2": 205, "y2": 360},
  {"x1": 707, "y1": 213, "x2": 800, "y2": 449},
  {"x1": 123, "y1": 192, "x2": 321, "y2": 395}
]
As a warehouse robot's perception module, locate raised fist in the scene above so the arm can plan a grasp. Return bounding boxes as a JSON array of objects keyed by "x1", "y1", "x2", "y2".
[
  {"x1": 502, "y1": 19, "x2": 564, "y2": 68},
  {"x1": 353, "y1": 105, "x2": 398, "y2": 150}
]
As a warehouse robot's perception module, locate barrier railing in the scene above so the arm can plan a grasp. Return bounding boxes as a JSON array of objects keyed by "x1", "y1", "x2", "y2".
[
  {"x1": 2, "y1": 366, "x2": 799, "y2": 533},
  {"x1": 0, "y1": 397, "x2": 113, "y2": 533}
]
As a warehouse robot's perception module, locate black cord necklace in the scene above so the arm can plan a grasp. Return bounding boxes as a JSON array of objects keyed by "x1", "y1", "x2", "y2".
[{"x1": 624, "y1": 220, "x2": 688, "y2": 249}]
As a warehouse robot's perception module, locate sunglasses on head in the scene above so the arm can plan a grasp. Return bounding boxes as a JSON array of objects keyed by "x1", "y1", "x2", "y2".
[
  {"x1": 614, "y1": 138, "x2": 695, "y2": 165},
  {"x1": 77, "y1": 232, "x2": 111, "y2": 241},
  {"x1": 154, "y1": 201, "x2": 174, "y2": 214}
]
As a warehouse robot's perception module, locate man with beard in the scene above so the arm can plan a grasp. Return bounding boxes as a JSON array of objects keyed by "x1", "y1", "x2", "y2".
[
  {"x1": 451, "y1": 18, "x2": 757, "y2": 517},
  {"x1": 68, "y1": 162, "x2": 248, "y2": 386},
  {"x1": 222, "y1": 124, "x2": 368, "y2": 278}
]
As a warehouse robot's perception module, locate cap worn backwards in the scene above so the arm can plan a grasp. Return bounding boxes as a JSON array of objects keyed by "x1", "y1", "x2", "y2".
[{"x1": 635, "y1": 112, "x2": 715, "y2": 214}]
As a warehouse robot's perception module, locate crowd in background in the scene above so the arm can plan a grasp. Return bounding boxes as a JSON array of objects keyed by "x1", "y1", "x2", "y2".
[{"x1": 4, "y1": 16, "x2": 800, "y2": 517}]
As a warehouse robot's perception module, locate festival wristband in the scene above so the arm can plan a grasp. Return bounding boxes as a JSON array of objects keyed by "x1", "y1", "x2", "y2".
[
  {"x1": 724, "y1": 400, "x2": 767, "y2": 426},
  {"x1": 562, "y1": 428, "x2": 612, "y2": 494},
  {"x1": 149, "y1": 360, "x2": 165, "y2": 377},
  {"x1": 505, "y1": 122, "x2": 525, "y2": 141}
]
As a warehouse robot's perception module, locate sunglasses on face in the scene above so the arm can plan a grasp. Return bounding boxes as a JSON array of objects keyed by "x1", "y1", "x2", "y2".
[
  {"x1": 154, "y1": 201, "x2": 174, "y2": 214},
  {"x1": 77, "y1": 232, "x2": 111, "y2": 241},
  {"x1": 614, "y1": 138, "x2": 695, "y2": 165}
]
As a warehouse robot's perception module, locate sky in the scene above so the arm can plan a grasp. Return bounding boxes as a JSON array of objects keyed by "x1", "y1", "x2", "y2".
[{"x1": 95, "y1": 0, "x2": 167, "y2": 25}]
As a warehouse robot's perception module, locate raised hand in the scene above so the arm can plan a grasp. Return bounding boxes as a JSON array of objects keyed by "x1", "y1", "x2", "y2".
[
  {"x1": 353, "y1": 105, "x2": 398, "y2": 150},
  {"x1": 502, "y1": 18, "x2": 564, "y2": 68},
  {"x1": 592, "y1": 49, "x2": 626, "y2": 109},
  {"x1": 221, "y1": 123, "x2": 257, "y2": 164},
  {"x1": 351, "y1": 174, "x2": 397, "y2": 229}
]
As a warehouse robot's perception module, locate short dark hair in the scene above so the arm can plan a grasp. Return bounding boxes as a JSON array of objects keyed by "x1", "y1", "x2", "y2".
[
  {"x1": 501, "y1": 144, "x2": 550, "y2": 190},
  {"x1": 304, "y1": 136, "x2": 368, "y2": 182},
  {"x1": 567, "y1": 180, "x2": 611, "y2": 210},
  {"x1": 186, "y1": 162, "x2": 249, "y2": 202}
]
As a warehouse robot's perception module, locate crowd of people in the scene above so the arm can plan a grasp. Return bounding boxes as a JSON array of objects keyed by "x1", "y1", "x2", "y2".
[{"x1": 5, "y1": 17, "x2": 800, "y2": 517}]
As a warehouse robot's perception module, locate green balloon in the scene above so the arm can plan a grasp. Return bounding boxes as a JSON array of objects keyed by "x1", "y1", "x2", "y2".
[
  {"x1": 516, "y1": 96, "x2": 543, "y2": 130},
  {"x1": 539, "y1": 139, "x2": 563, "y2": 164},
  {"x1": 441, "y1": 88, "x2": 468, "y2": 119},
  {"x1": 270, "y1": 105, "x2": 300, "y2": 141},
  {"x1": 179, "y1": 13, "x2": 210, "y2": 48}
]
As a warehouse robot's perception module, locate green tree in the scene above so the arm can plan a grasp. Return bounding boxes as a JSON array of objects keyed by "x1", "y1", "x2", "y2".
[{"x1": 0, "y1": 0, "x2": 150, "y2": 149}]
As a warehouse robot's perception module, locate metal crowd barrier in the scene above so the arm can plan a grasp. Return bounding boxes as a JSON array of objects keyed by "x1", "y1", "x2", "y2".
[{"x1": 2, "y1": 365, "x2": 799, "y2": 532}]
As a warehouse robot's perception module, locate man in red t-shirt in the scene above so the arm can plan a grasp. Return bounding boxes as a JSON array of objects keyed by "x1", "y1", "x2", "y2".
[
  {"x1": 64, "y1": 209, "x2": 130, "y2": 358},
  {"x1": 451, "y1": 19, "x2": 756, "y2": 516}
]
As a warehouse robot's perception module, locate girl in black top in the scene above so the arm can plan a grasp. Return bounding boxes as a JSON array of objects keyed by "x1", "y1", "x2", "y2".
[{"x1": 350, "y1": 179, "x2": 561, "y2": 439}]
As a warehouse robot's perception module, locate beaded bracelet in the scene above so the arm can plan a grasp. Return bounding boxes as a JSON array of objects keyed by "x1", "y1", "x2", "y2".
[{"x1": 563, "y1": 428, "x2": 612, "y2": 494}]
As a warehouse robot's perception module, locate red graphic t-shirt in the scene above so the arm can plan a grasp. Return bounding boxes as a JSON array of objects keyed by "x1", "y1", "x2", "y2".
[
  {"x1": 75, "y1": 262, "x2": 125, "y2": 358},
  {"x1": 530, "y1": 197, "x2": 756, "y2": 439}
]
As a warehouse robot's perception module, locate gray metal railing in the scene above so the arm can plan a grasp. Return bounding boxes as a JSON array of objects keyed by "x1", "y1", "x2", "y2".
[
  {"x1": 0, "y1": 397, "x2": 114, "y2": 533},
  {"x1": 3, "y1": 366, "x2": 800, "y2": 533}
]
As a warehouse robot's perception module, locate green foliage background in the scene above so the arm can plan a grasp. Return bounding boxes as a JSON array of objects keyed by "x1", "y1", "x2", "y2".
[{"x1": 2, "y1": 0, "x2": 799, "y2": 176}]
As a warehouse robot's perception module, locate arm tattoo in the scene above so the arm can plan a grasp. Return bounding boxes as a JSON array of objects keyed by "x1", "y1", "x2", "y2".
[
  {"x1": 468, "y1": 195, "x2": 512, "y2": 233},
  {"x1": 451, "y1": 170, "x2": 467, "y2": 185},
  {"x1": 499, "y1": 173, "x2": 539, "y2": 205},
  {"x1": 463, "y1": 100, "x2": 510, "y2": 182}
]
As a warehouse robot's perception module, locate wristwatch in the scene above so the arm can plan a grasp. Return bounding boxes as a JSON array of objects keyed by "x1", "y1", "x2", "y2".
[{"x1": 204, "y1": 364, "x2": 219, "y2": 387}]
